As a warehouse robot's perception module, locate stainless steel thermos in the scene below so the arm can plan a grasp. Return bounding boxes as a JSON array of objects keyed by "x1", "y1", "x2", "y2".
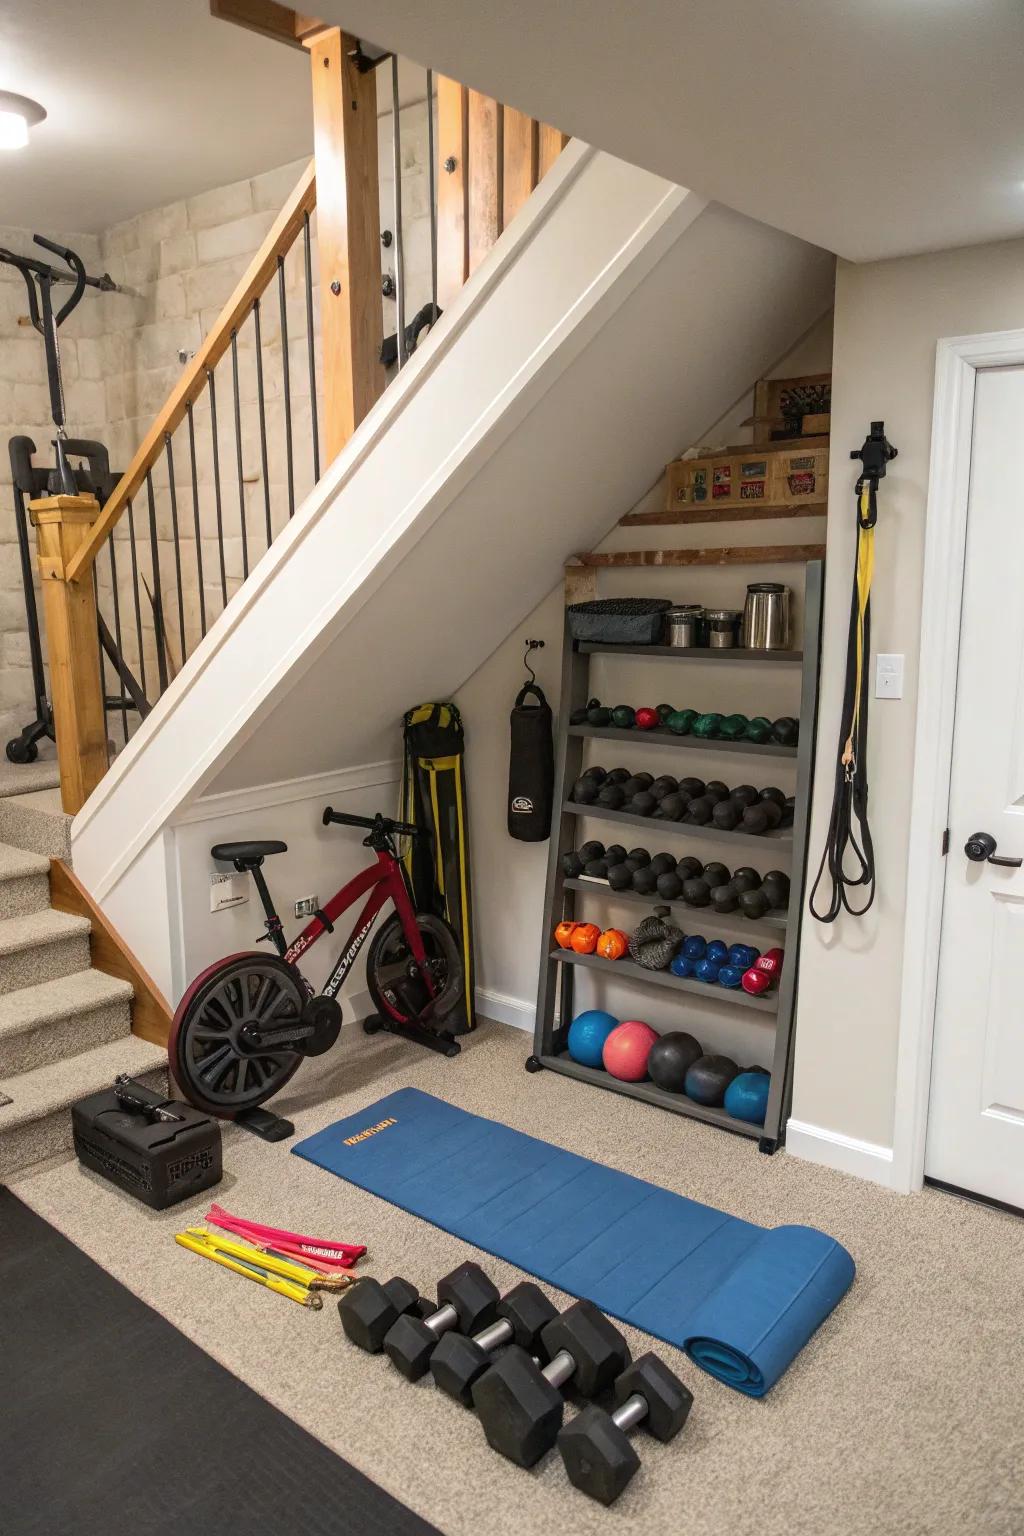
[{"x1": 740, "y1": 582, "x2": 791, "y2": 650}]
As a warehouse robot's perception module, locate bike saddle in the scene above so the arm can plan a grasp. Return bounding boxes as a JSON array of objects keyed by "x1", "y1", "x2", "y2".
[{"x1": 210, "y1": 840, "x2": 287, "y2": 869}]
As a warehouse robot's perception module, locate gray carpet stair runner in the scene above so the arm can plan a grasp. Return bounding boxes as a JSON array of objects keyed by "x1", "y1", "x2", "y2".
[{"x1": 0, "y1": 792, "x2": 167, "y2": 1182}]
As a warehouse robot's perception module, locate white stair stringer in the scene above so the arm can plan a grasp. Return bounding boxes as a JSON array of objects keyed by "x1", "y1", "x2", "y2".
[{"x1": 69, "y1": 143, "x2": 835, "y2": 998}]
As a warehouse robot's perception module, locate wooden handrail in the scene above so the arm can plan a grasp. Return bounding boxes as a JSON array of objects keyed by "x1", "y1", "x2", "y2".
[{"x1": 66, "y1": 160, "x2": 317, "y2": 584}]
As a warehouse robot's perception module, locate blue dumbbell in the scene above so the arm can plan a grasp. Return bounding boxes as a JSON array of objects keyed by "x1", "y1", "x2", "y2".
[
  {"x1": 728, "y1": 944, "x2": 759, "y2": 970},
  {"x1": 695, "y1": 957, "x2": 721, "y2": 984},
  {"x1": 718, "y1": 964, "x2": 744, "y2": 989},
  {"x1": 682, "y1": 935, "x2": 707, "y2": 960},
  {"x1": 670, "y1": 953, "x2": 697, "y2": 979},
  {"x1": 706, "y1": 940, "x2": 729, "y2": 965}
]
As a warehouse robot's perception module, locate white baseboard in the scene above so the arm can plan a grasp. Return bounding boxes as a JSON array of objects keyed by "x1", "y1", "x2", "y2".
[
  {"x1": 786, "y1": 1117, "x2": 896, "y2": 1187},
  {"x1": 476, "y1": 987, "x2": 536, "y2": 1033}
]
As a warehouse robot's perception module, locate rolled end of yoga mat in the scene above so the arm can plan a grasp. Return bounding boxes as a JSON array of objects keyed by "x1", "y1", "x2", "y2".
[{"x1": 682, "y1": 1225, "x2": 855, "y2": 1397}]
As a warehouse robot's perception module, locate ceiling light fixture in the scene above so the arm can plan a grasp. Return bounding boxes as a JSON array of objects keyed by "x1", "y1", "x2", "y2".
[{"x1": 0, "y1": 91, "x2": 46, "y2": 151}]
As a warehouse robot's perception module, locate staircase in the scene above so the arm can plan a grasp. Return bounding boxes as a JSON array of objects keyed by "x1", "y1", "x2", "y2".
[{"x1": 0, "y1": 791, "x2": 167, "y2": 1183}]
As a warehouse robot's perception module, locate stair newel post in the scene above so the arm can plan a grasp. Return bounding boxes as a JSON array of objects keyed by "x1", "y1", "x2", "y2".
[
  {"x1": 307, "y1": 27, "x2": 385, "y2": 466},
  {"x1": 28, "y1": 494, "x2": 108, "y2": 814}
]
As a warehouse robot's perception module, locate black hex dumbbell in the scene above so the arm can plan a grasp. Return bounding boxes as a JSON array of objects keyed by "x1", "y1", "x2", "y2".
[
  {"x1": 383, "y1": 1261, "x2": 499, "y2": 1380},
  {"x1": 431, "y1": 1281, "x2": 557, "y2": 1406},
  {"x1": 558, "y1": 1353, "x2": 693, "y2": 1505},
  {"x1": 471, "y1": 1298, "x2": 630, "y2": 1467},
  {"x1": 337, "y1": 1275, "x2": 428, "y2": 1354}
]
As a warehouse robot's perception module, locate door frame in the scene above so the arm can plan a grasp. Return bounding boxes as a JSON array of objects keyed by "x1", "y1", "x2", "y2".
[{"x1": 892, "y1": 327, "x2": 1024, "y2": 1194}]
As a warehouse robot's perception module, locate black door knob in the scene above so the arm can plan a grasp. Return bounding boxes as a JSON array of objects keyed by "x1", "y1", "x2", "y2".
[{"x1": 964, "y1": 831, "x2": 1023, "y2": 868}]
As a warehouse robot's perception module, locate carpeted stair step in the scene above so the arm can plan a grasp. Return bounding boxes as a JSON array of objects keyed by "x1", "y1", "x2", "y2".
[
  {"x1": 0, "y1": 1033, "x2": 168, "y2": 1182},
  {"x1": 0, "y1": 970, "x2": 134, "y2": 1078},
  {"x1": 0, "y1": 909, "x2": 92, "y2": 997},
  {"x1": 0, "y1": 792, "x2": 72, "y2": 861},
  {"x1": 0, "y1": 841, "x2": 51, "y2": 921}
]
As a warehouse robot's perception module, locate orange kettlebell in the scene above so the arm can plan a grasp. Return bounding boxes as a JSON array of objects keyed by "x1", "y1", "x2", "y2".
[
  {"x1": 570, "y1": 923, "x2": 601, "y2": 955},
  {"x1": 596, "y1": 927, "x2": 629, "y2": 961},
  {"x1": 554, "y1": 920, "x2": 578, "y2": 950}
]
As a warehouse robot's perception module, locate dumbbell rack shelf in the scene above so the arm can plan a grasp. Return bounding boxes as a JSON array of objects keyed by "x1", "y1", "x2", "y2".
[
  {"x1": 529, "y1": 559, "x2": 824, "y2": 1154},
  {"x1": 550, "y1": 948, "x2": 779, "y2": 1013},
  {"x1": 570, "y1": 722, "x2": 798, "y2": 757}
]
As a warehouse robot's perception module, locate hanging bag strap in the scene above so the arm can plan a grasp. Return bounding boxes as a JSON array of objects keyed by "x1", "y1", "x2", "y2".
[{"x1": 513, "y1": 681, "x2": 548, "y2": 710}]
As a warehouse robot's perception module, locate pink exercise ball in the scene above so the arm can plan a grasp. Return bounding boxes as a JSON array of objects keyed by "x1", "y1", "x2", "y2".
[{"x1": 602, "y1": 1020, "x2": 659, "y2": 1082}]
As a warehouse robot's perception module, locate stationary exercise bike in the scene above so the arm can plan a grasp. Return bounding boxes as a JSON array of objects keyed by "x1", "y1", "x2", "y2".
[{"x1": 169, "y1": 808, "x2": 465, "y2": 1137}]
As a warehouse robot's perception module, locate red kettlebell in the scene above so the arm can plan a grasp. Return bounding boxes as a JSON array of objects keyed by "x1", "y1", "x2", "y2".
[{"x1": 634, "y1": 707, "x2": 660, "y2": 731}]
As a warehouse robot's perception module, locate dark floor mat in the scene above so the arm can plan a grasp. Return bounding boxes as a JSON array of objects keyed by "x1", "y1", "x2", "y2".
[{"x1": 0, "y1": 1189, "x2": 441, "y2": 1536}]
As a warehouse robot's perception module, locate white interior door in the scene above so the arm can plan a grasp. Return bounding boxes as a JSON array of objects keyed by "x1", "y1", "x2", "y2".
[{"x1": 926, "y1": 363, "x2": 1024, "y2": 1207}]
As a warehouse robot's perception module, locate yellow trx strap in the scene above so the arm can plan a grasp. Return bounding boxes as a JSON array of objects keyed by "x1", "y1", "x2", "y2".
[{"x1": 843, "y1": 485, "x2": 875, "y2": 776}]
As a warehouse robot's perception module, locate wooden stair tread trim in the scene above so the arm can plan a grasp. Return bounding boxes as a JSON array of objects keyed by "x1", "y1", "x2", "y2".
[
  {"x1": 569, "y1": 544, "x2": 826, "y2": 568},
  {"x1": 669, "y1": 434, "x2": 828, "y2": 462},
  {"x1": 49, "y1": 861, "x2": 172, "y2": 1048},
  {"x1": 621, "y1": 502, "x2": 827, "y2": 526}
]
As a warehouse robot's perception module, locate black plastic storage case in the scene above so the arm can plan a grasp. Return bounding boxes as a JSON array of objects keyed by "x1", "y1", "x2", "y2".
[{"x1": 72, "y1": 1079, "x2": 222, "y2": 1210}]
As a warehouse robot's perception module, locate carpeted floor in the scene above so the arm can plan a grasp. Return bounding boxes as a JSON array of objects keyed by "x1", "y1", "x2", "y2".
[{"x1": 8, "y1": 1019, "x2": 1024, "y2": 1536}]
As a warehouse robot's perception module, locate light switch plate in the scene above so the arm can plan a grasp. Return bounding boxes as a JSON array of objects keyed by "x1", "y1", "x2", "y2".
[
  {"x1": 875, "y1": 653, "x2": 904, "y2": 699},
  {"x1": 210, "y1": 871, "x2": 248, "y2": 913}
]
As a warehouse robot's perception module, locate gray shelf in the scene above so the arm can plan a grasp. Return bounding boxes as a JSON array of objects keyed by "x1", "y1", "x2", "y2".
[
  {"x1": 564, "y1": 800, "x2": 793, "y2": 852},
  {"x1": 538, "y1": 1054, "x2": 763, "y2": 1140},
  {"x1": 580, "y1": 643, "x2": 803, "y2": 662},
  {"x1": 569, "y1": 723, "x2": 798, "y2": 757},
  {"x1": 550, "y1": 948, "x2": 778, "y2": 1014},
  {"x1": 562, "y1": 877, "x2": 789, "y2": 931},
  {"x1": 531, "y1": 561, "x2": 824, "y2": 1156}
]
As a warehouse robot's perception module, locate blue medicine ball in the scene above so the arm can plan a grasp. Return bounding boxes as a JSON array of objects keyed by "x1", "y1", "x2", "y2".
[
  {"x1": 567, "y1": 1009, "x2": 618, "y2": 1068},
  {"x1": 682, "y1": 934, "x2": 707, "y2": 960},
  {"x1": 718, "y1": 964, "x2": 744, "y2": 988},
  {"x1": 728, "y1": 943, "x2": 759, "y2": 970},
  {"x1": 695, "y1": 957, "x2": 721, "y2": 984},
  {"x1": 706, "y1": 939, "x2": 729, "y2": 965},
  {"x1": 724, "y1": 1070, "x2": 771, "y2": 1124},
  {"x1": 670, "y1": 953, "x2": 697, "y2": 978}
]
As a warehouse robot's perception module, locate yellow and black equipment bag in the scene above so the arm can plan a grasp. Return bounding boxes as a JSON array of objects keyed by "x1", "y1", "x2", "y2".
[{"x1": 401, "y1": 703, "x2": 476, "y2": 1032}]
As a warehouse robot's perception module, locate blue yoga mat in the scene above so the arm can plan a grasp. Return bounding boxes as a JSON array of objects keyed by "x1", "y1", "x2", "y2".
[{"x1": 293, "y1": 1088, "x2": 854, "y2": 1396}]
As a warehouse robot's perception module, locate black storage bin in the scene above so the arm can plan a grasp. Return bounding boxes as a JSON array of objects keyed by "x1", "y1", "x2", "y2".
[
  {"x1": 72, "y1": 1079, "x2": 222, "y2": 1210},
  {"x1": 566, "y1": 598, "x2": 672, "y2": 645}
]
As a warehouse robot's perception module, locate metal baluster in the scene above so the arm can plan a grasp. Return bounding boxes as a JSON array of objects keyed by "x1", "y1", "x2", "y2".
[
  {"x1": 94, "y1": 579, "x2": 111, "y2": 764},
  {"x1": 278, "y1": 254, "x2": 295, "y2": 517},
  {"x1": 186, "y1": 401, "x2": 207, "y2": 638},
  {"x1": 303, "y1": 209, "x2": 320, "y2": 483},
  {"x1": 253, "y1": 297, "x2": 273, "y2": 549},
  {"x1": 146, "y1": 469, "x2": 169, "y2": 694},
  {"x1": 392, "y1": 55, "x2": 407, "y2": 366},
  {"x1": 207, "y1": 368, "x2": 227, "y2": 605},
  {"x1": 164, "y1": 432, "x2": 187, "y2": 662},
  {"x1": 125, "y1": 497, "x2": 146, "y2": 697},
  {"x1": 230, "y1": 330, "x2": 249, "y2": 580},
  {"x1": 107, "y1": 535, "x2": 129, "y2": 744},
  {"x1": 426, "y1": 67, "x2": 438, "y2": 316}
]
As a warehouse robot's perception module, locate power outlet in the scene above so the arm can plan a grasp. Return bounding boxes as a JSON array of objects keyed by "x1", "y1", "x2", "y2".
[
  {"x1": 875, "y1": 653, "x2": 904, "y2": 699},
  {"x1": 294, "y1": 894, "x2": 320, "y2": 919}
]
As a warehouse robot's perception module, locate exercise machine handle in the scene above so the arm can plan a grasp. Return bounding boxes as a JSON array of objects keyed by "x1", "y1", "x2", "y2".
[{"x1": 34, "y1": 235, "x2": 87, "y2": 324}]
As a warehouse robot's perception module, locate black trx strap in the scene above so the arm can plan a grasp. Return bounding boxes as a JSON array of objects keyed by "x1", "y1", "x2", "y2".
[{"x1": 809, "y1": 422, "x2": 897, "y2": 923}]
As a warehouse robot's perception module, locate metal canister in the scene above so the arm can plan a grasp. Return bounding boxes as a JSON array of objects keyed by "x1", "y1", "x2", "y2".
[
  {"x1": 705, "y1": 609, "x2": 741, "y2": 649},
  {"x1": 740, "y1": 583, "x2": 792, "y2": 650},
  {"x1": 665, "y1": 604, "x2": 703, "y2": 647}
]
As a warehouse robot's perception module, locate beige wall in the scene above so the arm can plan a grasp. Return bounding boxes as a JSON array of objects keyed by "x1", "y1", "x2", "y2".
[{"x1": 793, "y1": 237, "x2": 1024, "y2": 1153}]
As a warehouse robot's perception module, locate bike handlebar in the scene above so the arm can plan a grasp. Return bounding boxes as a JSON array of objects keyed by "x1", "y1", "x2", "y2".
[{"x1": 322, "y1": 807, "x2": 422, "y2": 837}]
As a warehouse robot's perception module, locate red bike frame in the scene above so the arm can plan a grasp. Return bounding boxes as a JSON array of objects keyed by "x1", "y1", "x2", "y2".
[{"x1": 277, "y1": 847, "x2": 436, "y2": 1022}]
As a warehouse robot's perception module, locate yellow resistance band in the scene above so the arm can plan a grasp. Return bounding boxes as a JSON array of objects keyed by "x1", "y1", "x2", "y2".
[{"x1": 843, "y1": 486, "x2": 875, "y2": 775}]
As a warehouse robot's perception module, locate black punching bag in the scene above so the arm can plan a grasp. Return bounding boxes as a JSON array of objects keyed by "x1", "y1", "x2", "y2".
[{"x1": 508, "y1": 682, "x2": 553, "y2": 841}]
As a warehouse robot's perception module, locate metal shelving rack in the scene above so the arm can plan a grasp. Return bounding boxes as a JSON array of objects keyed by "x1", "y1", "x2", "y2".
[{"x1": 528, "y1": 560, "x2": 823, "y2": 1153}]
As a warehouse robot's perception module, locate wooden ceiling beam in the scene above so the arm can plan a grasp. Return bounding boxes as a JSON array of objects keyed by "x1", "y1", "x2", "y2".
[{"x1": 209, "y1": 0, "x2": 331, "y2": 51}]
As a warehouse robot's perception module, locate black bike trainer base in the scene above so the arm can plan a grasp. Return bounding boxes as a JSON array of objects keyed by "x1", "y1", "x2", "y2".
[{"x1": 0, "y1": 1189, "x2": 439, "y2": 1536}]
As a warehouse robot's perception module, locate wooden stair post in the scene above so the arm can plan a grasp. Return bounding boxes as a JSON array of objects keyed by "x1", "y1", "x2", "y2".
[
  {"x1": 29, "y1": 494, "x2": 108, "y2": 815},
  {"x1": 307, "y1": 27, "x2": 384, "y2": 466}
]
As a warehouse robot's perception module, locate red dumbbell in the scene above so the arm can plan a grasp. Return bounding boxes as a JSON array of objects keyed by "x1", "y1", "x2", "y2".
[
  {"x1": 741, "y1": 967, "x2": 772, "y2": 997},
  {"x1": 755, "y1": 947, "x2": 784, "y2": 977}
]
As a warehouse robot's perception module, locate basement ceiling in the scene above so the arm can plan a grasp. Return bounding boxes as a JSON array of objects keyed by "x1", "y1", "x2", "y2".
[
  {"x1": 0, "y1": 0, "x2": 426, "y2": 234},
  {"x1": 316, "y1": 0, "x2": 1024, "y2": 262}
]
